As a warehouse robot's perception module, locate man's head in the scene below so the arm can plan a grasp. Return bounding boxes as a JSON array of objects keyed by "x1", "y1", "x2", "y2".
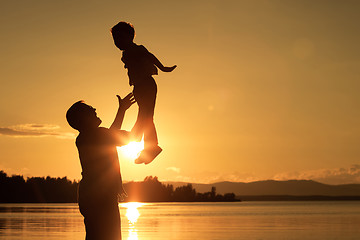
[
  {"x1": 66, "y1": 101, "x2": 102, "y2": 132},
  {"x1": 111, "y1": 21, "x2": 135, "y2": 50}
]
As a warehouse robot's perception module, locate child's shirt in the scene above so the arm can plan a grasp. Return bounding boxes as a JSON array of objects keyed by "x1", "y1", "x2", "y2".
[{"x1": 121, "y1": 44, "x2": 158, "y2": 86}]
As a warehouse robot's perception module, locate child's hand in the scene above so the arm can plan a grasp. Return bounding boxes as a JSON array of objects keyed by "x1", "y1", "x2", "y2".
[
  {"x1": 117, "y1": 92, "x2": 136, "y2": 111},
  {"x1": 162, "y1": 65, "x2": 177, "y2": 72}
]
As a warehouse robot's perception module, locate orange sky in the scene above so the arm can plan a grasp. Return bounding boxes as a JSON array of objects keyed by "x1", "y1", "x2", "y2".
[{"x1": 1, "y1": 0, "x2": 360, "y2": 184}]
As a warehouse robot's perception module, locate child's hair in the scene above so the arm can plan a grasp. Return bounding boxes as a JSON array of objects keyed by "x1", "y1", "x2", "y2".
[
  {"x1": 111, "y1": 21, "x2": 135, "y2": 40},
  {"x1": 66, "y1": 101, "x2": 88, "y2": 131}
]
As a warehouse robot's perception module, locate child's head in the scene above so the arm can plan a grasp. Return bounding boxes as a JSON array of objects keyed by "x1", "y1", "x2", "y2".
[
  {"x1": 111, "y1": 21, "x2": 135, "y2": 50},
  {"x1": 66, "y1": 101, "x2": 102, "y2": 132}
]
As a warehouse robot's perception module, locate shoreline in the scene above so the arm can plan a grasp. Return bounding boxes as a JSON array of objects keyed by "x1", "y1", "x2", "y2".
[{"x1": 2, "y1": 196, "x2": 360, "y2": 204}]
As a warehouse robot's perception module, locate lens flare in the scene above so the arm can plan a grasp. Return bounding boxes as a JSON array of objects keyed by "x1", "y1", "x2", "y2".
[{"x1": 118, "y1": 140, "x2": 144, "y2": 160}]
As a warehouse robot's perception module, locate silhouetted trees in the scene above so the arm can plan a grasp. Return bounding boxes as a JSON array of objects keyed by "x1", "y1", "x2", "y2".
[
  {"x1": 0, "y1": 171, "x2": 238, "y2": 203},
  {"x1": 123, "y1": 176, "x2": 238, "y2": 202},
  {"x1": 0, "y1": 170, "x2": 78, "y2": 203},
  {"x1": 172, "y1": 184, "x2": 196, "y2": 201},
  {"x1": 125, "y1": 176, "x2": 174, "y2": 202}
]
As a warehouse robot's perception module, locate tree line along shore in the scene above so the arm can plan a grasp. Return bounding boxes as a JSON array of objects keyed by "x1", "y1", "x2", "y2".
[
  {"x1": 3, "y1": 171, "x2": 359, "y2": 203},
  {"x1": 0, "y1": 171, "x2": 239, "y2": 203}
]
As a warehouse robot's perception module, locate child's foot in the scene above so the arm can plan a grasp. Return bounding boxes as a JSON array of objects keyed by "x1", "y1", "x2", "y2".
[{"x1": 134, "y1": 146, "x2": 162, "y2": 165}]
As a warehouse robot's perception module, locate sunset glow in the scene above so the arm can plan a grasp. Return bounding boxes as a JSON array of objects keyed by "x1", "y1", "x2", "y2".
[
  {"x1": 118, "y1": 141, "x2": 144, "y2": 160},
  {"x1": 1, "y1": 1, "x2": 360, "y2": 185},
  {"x1": 2, "y1": 1, "x2": 360, "y2": 240}
]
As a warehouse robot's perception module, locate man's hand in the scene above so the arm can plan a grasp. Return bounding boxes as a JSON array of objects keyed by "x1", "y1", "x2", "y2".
[
  {"x1": 110, "y1": 93, "x2": 136, "y2": 130},
  {"x1": 117, "y1": 92, "x2": 136, "y2": 111},
  {"x1": 117, "y1": 187, "x2": 128, "y2": 202}
]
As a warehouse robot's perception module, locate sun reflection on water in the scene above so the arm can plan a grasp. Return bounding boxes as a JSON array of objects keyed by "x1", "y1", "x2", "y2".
[
  {"x1": 122, "y1": 202, "x2": 145, "y2": 240},
  {"x1": 124, "y1": 202, "x2": 144, "y2": 224},
  {"x1": 127, "y1": 228, "x2": 138, "y2": 240}
]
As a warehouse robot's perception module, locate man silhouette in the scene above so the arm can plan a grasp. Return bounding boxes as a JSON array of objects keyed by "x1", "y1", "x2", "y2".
[{"x1": 66, "y1": 93, "x2": 135, "y2": 240}]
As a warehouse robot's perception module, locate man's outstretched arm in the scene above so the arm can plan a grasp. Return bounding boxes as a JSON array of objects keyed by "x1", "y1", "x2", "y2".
[
  {"x1": 110, "y1": 92, "x2": 135, "y2": 130},
  {"x1": 109, "y1": 93, "x2": 135, "y2": 146}
]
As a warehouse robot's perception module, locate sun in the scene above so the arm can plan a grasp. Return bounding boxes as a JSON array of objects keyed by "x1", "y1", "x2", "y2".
[{"x1": 118, "y1": 140, "x2": 144, "y2": 160}]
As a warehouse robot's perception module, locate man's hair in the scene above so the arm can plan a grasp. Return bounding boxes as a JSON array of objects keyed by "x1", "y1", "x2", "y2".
[
  {"x1": 111, "y1": 21, "x2": 135, "y2": 40},
  {"x1": 66, "y1": 101, "x2": 88, "y2": 131}
]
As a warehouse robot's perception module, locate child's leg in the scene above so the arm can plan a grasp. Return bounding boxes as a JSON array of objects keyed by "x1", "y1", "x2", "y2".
[
  {"x1": 131, "y1": 105, "x2": 158, "y2": 145},
  {"x1": 132, "y1": 81, "x2": 158, "y2": 146},
  {"x1": 133, "y1": 81, "x2": 161, "y2": 164},
  {"x1": 143, "y1": 117, "x2": 158, "y2": 148},
  {"x1": 142, "y1": 84, "x2": 158, "y2": 149},
  {"x1": 131, "y1": 104, "x2": 145, "y2": 142}
]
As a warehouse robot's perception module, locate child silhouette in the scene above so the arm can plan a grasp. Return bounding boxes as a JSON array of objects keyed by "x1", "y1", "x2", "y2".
[{"x1": 111, "y1": 21, "x2": 176, "y2": 164}]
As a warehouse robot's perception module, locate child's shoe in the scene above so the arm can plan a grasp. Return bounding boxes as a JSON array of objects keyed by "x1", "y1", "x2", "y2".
[{"x1": 135, "y1": 145, "x2": 162, "y2": 165}]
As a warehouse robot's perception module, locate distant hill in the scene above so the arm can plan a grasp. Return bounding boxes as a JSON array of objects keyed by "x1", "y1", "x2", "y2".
[{"x1": 165, "y1": 180, "x2": 360, "y2": 196}]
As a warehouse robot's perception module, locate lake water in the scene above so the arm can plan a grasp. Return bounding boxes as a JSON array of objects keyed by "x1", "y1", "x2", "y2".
[{"x1": 0, "y1": 201, "x2": 360, "y2": 240}]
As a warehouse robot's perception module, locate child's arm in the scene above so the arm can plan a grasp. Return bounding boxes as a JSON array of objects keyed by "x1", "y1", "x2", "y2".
[{"x1": 150, "y1": 53, "x2": 177, "y2": 72}]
